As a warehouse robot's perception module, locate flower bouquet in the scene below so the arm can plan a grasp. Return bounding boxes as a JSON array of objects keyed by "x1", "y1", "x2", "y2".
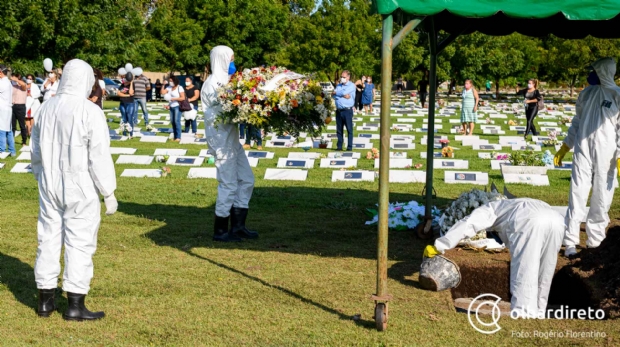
[
  {"x1": 438, "y1": 188, "x2": 506, "y2": 238},
  {"x1": 542, "y1": 150, "x2": 554, "y2": 167},
  {"x1": 155, "y1": 155, "x2": 169, "y2": 163},
  {"x1": 508, "y1": 150, "x2": 544, "y2": 166},
  {"x1": 118, "y1": 120, "x2": 132, "y2": 134},
  {"x1": 365, "y1": 200, "x2": 441, "y2": 231},
  {"x1": 366, "y1": 148, "x2": 379, "y2": 159},
  {"x1": 441, "y1": 146, "x2": 454, "y2": 158},
  {"x1": 215, "y1": 66, "x2": 335, "y2": 139},
  {"x1": 160, "y1": 166, "x2": 171, "y2": 177},
  {"x1": 439, "y1": 139, "x2": 450, "y2": 148},
  {"x1": 485, "y1": 117, "x2": 492, "y2": 124},
  {"x1": 508, "y1": 119, "x2": 518, "y2": 126},
  {"x1": 543, "y1": 130, "x2": 559, "y2": 146},
  {"x1": 560, "y1": 116, "x2": 572, "y2": 126}
]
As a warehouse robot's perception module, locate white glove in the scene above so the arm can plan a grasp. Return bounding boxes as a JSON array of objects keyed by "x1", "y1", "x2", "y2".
[{"x1": 104, "y1": 194, "x2": 118, "y2": 215}]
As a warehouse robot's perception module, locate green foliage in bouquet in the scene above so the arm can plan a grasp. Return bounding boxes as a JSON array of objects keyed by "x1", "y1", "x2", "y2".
[{"x1": 508, "y1": 150, "x2": 544, "y2": 167}]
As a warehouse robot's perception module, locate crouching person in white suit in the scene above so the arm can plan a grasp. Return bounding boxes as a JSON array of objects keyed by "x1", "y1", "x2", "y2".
[
  {"x1": 31, "y1": 59, "x2": 117, "y2": 321},
  {"x1": 424, "y1": 198, "x2": 564, "y2": 317}
]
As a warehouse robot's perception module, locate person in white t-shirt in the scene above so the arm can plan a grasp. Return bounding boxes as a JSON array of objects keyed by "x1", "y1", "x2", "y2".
[{"x1": 160, "y1": 75, "x2": 185, "y2": 142}]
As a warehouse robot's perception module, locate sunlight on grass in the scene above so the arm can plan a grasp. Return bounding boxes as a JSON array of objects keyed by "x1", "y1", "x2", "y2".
[{"x1": 0, "y1": 98, "x2": 616, "y2": 346}]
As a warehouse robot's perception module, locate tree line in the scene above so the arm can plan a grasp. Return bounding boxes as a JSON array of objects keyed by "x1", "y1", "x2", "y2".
[{"x1": 3, "y1": 0, "x2": 620, "y2": 96}]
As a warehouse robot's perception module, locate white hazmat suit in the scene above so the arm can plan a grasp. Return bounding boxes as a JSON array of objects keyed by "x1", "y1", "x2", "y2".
[
  {"x1": 434, "y1": 198, "x2": 564, "y2": 316},
  {"x1": 31, "y1": 59, "x2": 117, "y2": 295},
  {"x1": 200, "y1": 46, "x2": 254, "y2": 218},
  {"x1": 563, "y1": 57, "x2": 620, "y2": 251}
]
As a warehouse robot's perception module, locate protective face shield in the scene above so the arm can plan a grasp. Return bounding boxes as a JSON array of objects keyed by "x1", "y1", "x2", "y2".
[
  {"x1": 26, "y1": 79, "x2": 33, "y2": 84},
  {"x1": 587, "y1": 70, "x2": 600, "y2": 85},
  {"x1": 228, "y1": 62, "x2": 237, "y2": 75},
  {"x1": 340, "y1": 77, "x2": 347, "y2": 83},
  {"x1": 169, "y1": 81, "x2": 175, "y2": 87}
]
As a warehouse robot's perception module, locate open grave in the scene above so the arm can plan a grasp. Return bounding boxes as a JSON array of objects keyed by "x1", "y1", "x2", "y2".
[{"x1": 448, "y1": 221, "x2": 620, "y2": 319}]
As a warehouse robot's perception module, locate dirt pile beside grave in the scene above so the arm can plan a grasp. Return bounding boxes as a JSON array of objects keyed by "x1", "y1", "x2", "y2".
[
  {"x1": 445, "y1": 248, "x2": 570, "y2": 302},
  {"x1": 555, "y1": 225, "x2": 620, "y2": 318}
]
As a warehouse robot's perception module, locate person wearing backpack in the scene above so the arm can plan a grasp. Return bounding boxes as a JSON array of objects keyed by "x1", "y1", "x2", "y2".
[{"x1": 515, "y1": 79, "x2": 543, "y2": 140}]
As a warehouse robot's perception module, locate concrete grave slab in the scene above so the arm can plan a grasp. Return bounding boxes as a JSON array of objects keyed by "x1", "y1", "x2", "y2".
[{"x1": 264, "y1": 168, "x2": 308, "y2": 181}]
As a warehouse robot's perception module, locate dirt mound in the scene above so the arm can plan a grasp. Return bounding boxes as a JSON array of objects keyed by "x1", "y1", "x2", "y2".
[{"x1": 556, "y1": 226, "x2": 620, "y2": 318}]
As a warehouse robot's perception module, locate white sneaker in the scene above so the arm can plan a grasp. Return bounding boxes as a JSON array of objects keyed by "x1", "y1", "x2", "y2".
[{"x1": 564, "y1": 246, "x2": 577, "y2": 258}]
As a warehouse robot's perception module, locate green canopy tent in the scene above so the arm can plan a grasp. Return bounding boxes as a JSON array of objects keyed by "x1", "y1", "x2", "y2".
[{"x1": 370, "y1": 0, "x2": 620, "y2": 331}]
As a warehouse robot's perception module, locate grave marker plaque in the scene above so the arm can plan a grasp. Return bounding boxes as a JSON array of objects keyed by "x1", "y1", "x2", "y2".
[{"x1": 286, "y1": 160, "x2": 306, "y2": 167}]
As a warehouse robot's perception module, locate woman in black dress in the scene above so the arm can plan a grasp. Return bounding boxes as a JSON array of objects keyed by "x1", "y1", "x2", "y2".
[
  {"x1": 515, "y1": 79, "x2": 542, "y2": 140},
  {"x1": 354, "y1": 76, "x2": 364, "y2": 114}
]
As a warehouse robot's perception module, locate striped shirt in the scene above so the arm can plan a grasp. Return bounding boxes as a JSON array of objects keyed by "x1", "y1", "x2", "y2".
[{"x1": 133, "y1": 76, "x2": 149, "y2": 99}]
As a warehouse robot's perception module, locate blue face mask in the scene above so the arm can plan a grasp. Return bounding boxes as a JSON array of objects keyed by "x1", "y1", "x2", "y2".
[
  {"x1": 228, "y1": 62, "x2": 236, "y2": 75},
  {"x1": 587, "y1": 71, "x2": 600, "y2": 86}
]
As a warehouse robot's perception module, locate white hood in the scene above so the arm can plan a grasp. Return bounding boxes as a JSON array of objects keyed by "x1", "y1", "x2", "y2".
[
  {"x1": 31, "y1": 58, "x2": 116, "y2": 198},
  {"x1": 209, "y1": 45, "x2": 234, "y2": 85},
  {"x1": 591, "y1": 57, "x2": 617, "y2": 88},
  {"x1": 201, "y1": 45, "x2": 234, "y2": 123}
]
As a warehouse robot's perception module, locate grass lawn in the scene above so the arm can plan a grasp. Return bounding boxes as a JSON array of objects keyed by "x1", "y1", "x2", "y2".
[{"x1": 0, "y1": 97, "x2": 618, "y2": 346}]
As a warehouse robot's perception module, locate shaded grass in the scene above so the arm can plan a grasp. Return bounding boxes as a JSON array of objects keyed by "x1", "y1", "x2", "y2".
[{"x1": 0, "y1": 100, "x2": 617, "y2": 346}]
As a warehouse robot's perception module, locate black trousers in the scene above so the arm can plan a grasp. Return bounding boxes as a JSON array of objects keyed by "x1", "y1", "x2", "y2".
[
  {"x1": 420, "y1": 92, "x2": 427, "y2": 106},
  {"x1": 525, "y1": 106, "x2": 539, "y2": 136},
  {"x1": 12, "y1": 104, "x2": 27, "y2": 144},
  {"x1": 355, "y1": 90, "x2": 363, "y2": 111}
]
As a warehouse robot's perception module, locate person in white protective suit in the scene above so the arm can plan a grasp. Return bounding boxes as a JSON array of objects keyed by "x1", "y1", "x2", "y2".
[
  {"x1": 423, "y1": 198, "x2": 564, "y2": 317},
  {"x1": 201, "y1": 45, "x2": 258, "y2": 242},
  {"x1": 554, "y1": 57, "x2": 620, "y2": 257},
  {"x1": 31, "y1": 59, "x2": 118, "y2": 321}
]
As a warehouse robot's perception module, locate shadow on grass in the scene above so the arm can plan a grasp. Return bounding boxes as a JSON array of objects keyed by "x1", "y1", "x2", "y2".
[
  {"x1": 186, "y1": 250, "x2": 376, "y2": 329},
  {"x1": 120, "y1": 187, "x2": 450, "y2": 329},
  {"x1": 387, "y1": 261, "x2": 424, "y2": 289},
  {"x1": 0, "y1": 253, "x2": 37, "y2": 312}
]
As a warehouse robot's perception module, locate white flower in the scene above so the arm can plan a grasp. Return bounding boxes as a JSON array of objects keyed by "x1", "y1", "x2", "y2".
[
  {"x1": 365, "y1": 215, "x2": 379, "y2": 225},
  {"x1": 388, "y1": 218, "x2": 398, "y2": 228},
  {"x1": 402, "y1": 210, "x2": 415, "y2": 219}
]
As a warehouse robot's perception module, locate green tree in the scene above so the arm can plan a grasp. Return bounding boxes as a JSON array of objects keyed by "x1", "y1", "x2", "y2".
[
  {"x1": 0, "y1": 0, "x2": 150, "y2": 75},
  {"x1": 543, "y1": 36, "x2": 620, "y2": 96},
  {"x1": 275, "y1": 0, "x2": 381, "y2": 80}
]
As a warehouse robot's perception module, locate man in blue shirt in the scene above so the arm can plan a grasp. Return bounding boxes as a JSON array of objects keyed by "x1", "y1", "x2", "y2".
[{"x1": 332, "y1": 70, "x2": 356, "y2": 150}]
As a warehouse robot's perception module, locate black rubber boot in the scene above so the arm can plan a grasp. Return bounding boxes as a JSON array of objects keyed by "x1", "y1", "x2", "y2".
[
  {"x1": 230, "y1": 207, "x2": 259, "y2": 239},
  {"x1": 37, "y1": 289, "x2": 56, "y2": 318},
  {"x1": 213, "y1": 215, "x2": 242, "y2": 242},
  {"x1": 63, "y1": 292, "x2": 105, "y2": 321}
]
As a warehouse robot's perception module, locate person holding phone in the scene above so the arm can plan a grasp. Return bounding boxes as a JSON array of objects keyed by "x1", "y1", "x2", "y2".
[{"x1": 10, "y1": 73, "x2": 28, "y2": 145}]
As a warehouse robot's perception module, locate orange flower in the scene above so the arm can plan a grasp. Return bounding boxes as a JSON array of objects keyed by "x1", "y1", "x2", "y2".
[
  {"x1": 232, "y1": 99, "x2": 241, "y2": 106},
  {"x1": 291, "y1": 100, "x2": 299, "y2": 108}
]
